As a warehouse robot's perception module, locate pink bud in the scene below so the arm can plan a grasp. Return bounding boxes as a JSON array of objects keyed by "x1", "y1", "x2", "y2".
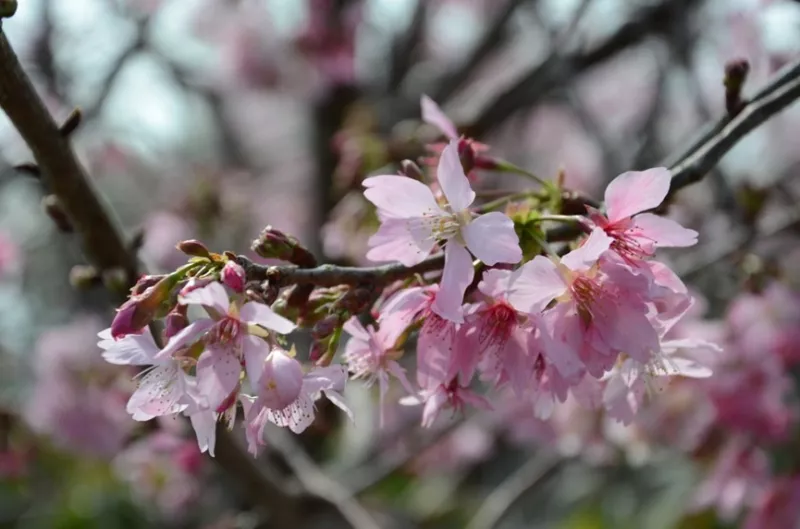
[
  {"x1": 260, "y1": 348, "x2": 304, "y2": 409},
  {"x1": 110, "y1": 299, "x2": 142, "y2": 339},
  {"x1": 221, "y1": 261, "x2": 246, "y2": 293},
  {"x1": 164, "y1": 306, "x2": 189, "y2": 339}
]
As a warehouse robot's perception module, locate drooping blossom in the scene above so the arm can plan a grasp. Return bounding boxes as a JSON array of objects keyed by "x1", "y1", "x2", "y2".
[
  {"x1": 364, "y1": 140, "x2": 522, "y2": 322},
  {"x1": 243, "y1": 358, "x2": 352, "y2": 455},
  {"x1": 342, "y1": 316, "x2": 415, "y2": 425},
  {"x1": 155, "y1": 282, "x2": 296, "y2": 411}
]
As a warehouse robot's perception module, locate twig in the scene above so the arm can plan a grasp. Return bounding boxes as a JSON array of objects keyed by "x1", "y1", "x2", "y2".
[
  {"x1": 237, "y1": 254, "x2": 445, "y2": 288},
  {"x1": 668, "y1": 61, "x2": 800, "y2": 198},
  {"x1": 432, "y1": 0, "x2": 530, "y2": 104},
  {"x1": 271, "y1": 430, "x2": 384, "y2": 529},
  {"x1": 465, "y1": 455, "x2": 564, "y2": 529},
  {"x1": 471, "y1": 0, "x2": 701, "y2": 137}
]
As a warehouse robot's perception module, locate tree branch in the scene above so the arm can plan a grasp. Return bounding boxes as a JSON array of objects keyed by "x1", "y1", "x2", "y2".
[
  {"x1": 667, "y1": 58, "x2": 800, "y2": 198},
  {"x1": 0, "y1": 25, "x2": 306, "y2": 528},
  {"x1": 470, "y1": 0, "x2": 701, "y2": 137},
  {"x1": 0, "y1": 30, "x2": 136, "y2": 281}
]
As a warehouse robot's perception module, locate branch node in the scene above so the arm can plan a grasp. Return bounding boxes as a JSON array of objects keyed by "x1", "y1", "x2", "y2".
[{"x1": 59, "y1": 108, "x2": 82, "y2": 137}]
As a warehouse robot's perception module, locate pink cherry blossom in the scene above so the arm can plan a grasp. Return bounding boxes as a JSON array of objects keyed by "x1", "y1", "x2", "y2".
[
  {"x1": 244, "y1": 363, "x2": 353, "y2": 455},
  {"x1": 364, "y1": 140, "x2": 521, "y2": 322},
  {"x1": 342, "y1": 316, "x2": 416, "y2": 425},
  {"x1": 155, "y1": 282, "x2": 296, "y2": 410},
  {"x1": 587, "y1": 168, "x2": 698, "y2": 264},
  {"x1": 401, "y1": 378, "x2": 491, "y2": 428}
]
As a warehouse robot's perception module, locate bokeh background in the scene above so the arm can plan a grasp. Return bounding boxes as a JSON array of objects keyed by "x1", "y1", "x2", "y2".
[{"x1": 0, "y1": 0, "x2": 800, "y2": 528}]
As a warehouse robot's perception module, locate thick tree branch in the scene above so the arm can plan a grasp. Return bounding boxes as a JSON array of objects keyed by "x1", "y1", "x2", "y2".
[
  {"x1": 0, "y1": 26, "x2": 303, "y2": 528},
  {"x1": 0, "y1": 30, "x2": 136, "y2": 280}
]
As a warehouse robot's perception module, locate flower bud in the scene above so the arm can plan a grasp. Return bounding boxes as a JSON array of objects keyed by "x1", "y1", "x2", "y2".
[
  {"x1": 69, "y1": 265, "x2": 100, "y2": 289},
  {"x1": 164, "y1": 305, "x2": 189, "y2": 339},
  {"x1": 221, "y1": 261, "x2": 246, "y2": 293},
  {"x1": 252, "y1": 226, "x2": 316, "y2": 267},
  {"x1": 312, "y1": 314, "x2": 341, "y2": 340},
  {"x1": 131, "y1": 274, "x2": 166, "y2": 296},
  {"x1": 400, "y1": 159, "x2": 424, "y2": 181},
  {"x1": 457, "y1": 138, "x2": 476, "y2": 175},
  {"x1": 176, "y1": 239, "x2": 211, "y2": 259},
  {"x1": 111, "y1": 275, "x2": 175, "y2": 339},
  {"x1": 724, "y1": 58, "x2": 750, "y2": 115},
  {"x1": 335, "y1": 286, "x2": 373, "y2": 314}
]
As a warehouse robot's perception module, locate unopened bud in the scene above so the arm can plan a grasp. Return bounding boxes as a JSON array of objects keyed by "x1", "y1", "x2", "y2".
[
  {"x1": 724, "y1": 58, "x2": 750, "y2": 116},
  {"x1": 176, "y1": 239, "x2": 211, "y2": 259},
  {"x1": 309, "y1": 342, "x2": 324, "y2": 363},
  {"x1": 335, "y1": 286, "x2": 373, "y2": 314},
  {"x1": 457, "y1": 138, "x2": 476, "y2": 175},
  {"x1": 400, "y1": 159, "x2": 424, "y2": 181},
  {"x1": 69, "y1": 265, "x2": 100, "y2": 289},
  {"x1": 252, "y1": 226, "x2": 316, "y2": 267},
  {"x1": 312, "y1": 314, "x2": 341, "y2": 340},
  {"x1": 42, "y1": 195, "x2": 73, "y2": 233},
  {"x1": 164, "y1": 305, "x2": 189, "y2": 339},
  {"x1": 221, "y1": 261, "x2": 246, "y2": 293},
  {"x1": 0, "y1": 0, "x2": 17, "y2": 18},
  {"x1": 131, "y1": 274, "x2": 166, "y2": 296},
  {"x1": 112, "y1": 275, "x2": 176, "y2": 338}
]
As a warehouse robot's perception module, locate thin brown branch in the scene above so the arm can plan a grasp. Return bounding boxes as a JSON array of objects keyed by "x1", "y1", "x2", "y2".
[
  {"x1": 432, "y1": 0, "x2": 530, "y2": 104},
  {"x1": 668, "y1": 59, "x2": 800, "y2": 198},
  {"x1": 272, "y1": 430, "x2": 384, "y2": 529},
  {"x1": 465, "y1": 455, "x2": 565, "y2": 529},
  {"x1": 471, "y1": 0, "x2": 701, "y2": 137}
]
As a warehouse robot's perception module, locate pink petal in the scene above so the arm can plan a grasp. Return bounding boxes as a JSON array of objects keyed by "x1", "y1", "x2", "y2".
[
  {"x1": 321, "y1": 389, "x2": 354, "y2": 423},
  {"x1": 240, "y1": 301, "x2": 296, "y2": 334},
  {"x1": 188, "y1": 410, "x2": 217, "y2": 457},
  {"x1": 633, "y1": 213, "x2": 698, "y2": 247},
  {"x1": 179, "y1": 281, "x2": 230, "y2": 314},
  {"x1": 536, "y1": 313, "x2": 583, "y2": 380},
  {"x1": 366, "y1": 218, "x2": 436, "y2": 266},
  {"x1": 267, "y1": 394, "x2": 315, "y2": 434},
  {"x1": 99, "y1": 329, "x2": 159, "y2": 365},
  {"x1": 196, "y1": 348, "x2": 241, "y2": 411},
  {"x1": 260, "y1": 348, "x2": 304, "y2": 409},
  {"x1": 421, "y1": 95, "x2": 458, "y2": 140},
  {"x1": 417, "y1": 326, "x2": 454, "y2": 390},
  {"x1": 561, "y1": 228, "x2": 612, "y2": 271},
  {"x1": 478, "y1": 268, "x2": 512, "y2": 299},
  {"x1": 421, "y1": 387, "x2": 449, "y2": 427},
  {"x1": 363, "y1": 175, "x2": 442, "y2": 219},
  {"x1": 378, "y1": 286, "x2": 428, "y2": 326},
  {"x1": 343, "y1": 317, "x2": 370, "y2": 342},
  {"x1": 431, "y1": 243, "x2": 474, "y2": 323},
  {"x1": 462, "y1": 212, "x2": 522, "y2": 265},
  {"x1": 242, "y1": 335, "x2": 270, "y2": 387},
  {"x1": 501, "y1": 330, "x2": 533, "y2": 396},
  {"x1": 155, "y1": 319, "x2": 215, "y2": 359},
  {"x1": 437, "y1": 141, "x2": 475, "y2": 212},
  {"x1": 127, "y1": 364, "x2": 188, "y2": 420},
  {"x1": 299, "y1": 364, "x2": 347, "y2": 396},
  {"x1": 604, "y1": 167, "x2": 671, "y2": 222},
  {"x1": 506, "y1": 256, "x2": 568, "y2": 314}
]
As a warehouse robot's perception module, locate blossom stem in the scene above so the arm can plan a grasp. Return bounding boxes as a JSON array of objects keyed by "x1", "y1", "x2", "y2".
[{"x1": 532, "y1": 214, "x2": 583, "y2": 224}]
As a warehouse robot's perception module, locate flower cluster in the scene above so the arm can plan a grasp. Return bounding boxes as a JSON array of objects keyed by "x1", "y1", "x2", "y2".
[{"x1": 97, "y1": 96, "x2": 714, "y2": 458}]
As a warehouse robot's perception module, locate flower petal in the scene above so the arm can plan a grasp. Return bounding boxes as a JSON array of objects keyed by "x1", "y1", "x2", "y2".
[
  {"x1": 99, "y1": 329, "x2": 160, "y2": 365},
  {"x1": 179, "y1": 281, "x2": 230, "y2": 313},
  {"x1": 242, "y1": 335, "x2": 270, "y2": 388},
  {"x1": 363, "y1": 175, "x2": 442, "y2": 219},
  {"x1": 431, "y1": 243, "x2": 474, "y2": 323},
  {"x1": 240, "y1": 301, "x2": 296, "y2": 334},
  {"x1": 366, "y1": 218, "x2": 437, "y2": 266},
  {"x1": 127, "y1": 364, "x2": 188, "y2": 420},
  {"x1": 561, "y1": 228, "x2": 612, "y2": 271},
  {"x1": 437, "y1": 140, "x2": 475, "y2": 212},
  {"x1": 378, "y1": 286, "x2": 429, "y2": 326},
  {"x1": 155, "y1": 319, "x2": 215, "y2": 360},
  {"x1": 188, "y1": 410, "x2": 217, "y2": 457},
  {"x1": 343, "y1": 317, "x2": 370, "y2": 342},
  {"x1": 462, "y1": 212, "x2": 522, "y2": 265},
  {"x1": 633, "y1": 213, "x2": 698, "y2": 247},
  {"x1": 196, "y1": 348, "x2": 241, "y2": 411},
  {"x1": 421, "y1": 95, "x2": 458, "y2": 140},
  {"x1": 267, "y1": 394, "x2": 316, "y2": 434},
  {"x1": 506, "y1": 256, "x2": 568, "y2": 314},
  {"x1": 260, "y1": 348, "x2": 304, "y2": 409},
  {"x1": 604, "y1": 167, "x2": 671, "y2": 222}
]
